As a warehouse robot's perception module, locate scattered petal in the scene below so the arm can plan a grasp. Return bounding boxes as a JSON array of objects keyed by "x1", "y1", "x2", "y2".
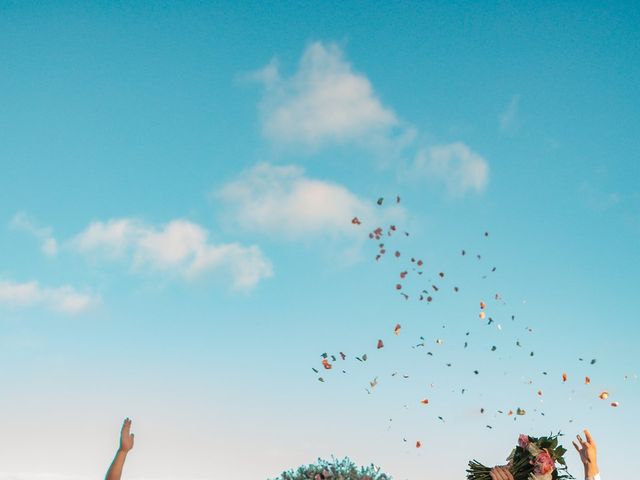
[
  {"x1": 394, "y1": 324, "x2": 402, "y2": 335},
  {"x1": 377, "y1": 339, "x2": 384, "y2": 349},
  {"x1": 599, "y1": 391, "x2": 609, "y2": 400}
]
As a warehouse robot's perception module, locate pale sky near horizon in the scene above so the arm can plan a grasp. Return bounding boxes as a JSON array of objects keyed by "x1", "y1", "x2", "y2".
[{"x1": 1, "y1": 1, "x2": 639, "y2": 479}]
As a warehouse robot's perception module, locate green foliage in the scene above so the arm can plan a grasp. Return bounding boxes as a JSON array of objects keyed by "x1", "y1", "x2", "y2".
[{"x1": 271, "y1": 456, "x2": 391, "y2": 480}]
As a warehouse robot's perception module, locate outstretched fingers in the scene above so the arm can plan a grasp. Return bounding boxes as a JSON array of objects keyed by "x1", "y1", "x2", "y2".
[{"x1": 584, "y1": 429, "x2": 595, "y2": 447}]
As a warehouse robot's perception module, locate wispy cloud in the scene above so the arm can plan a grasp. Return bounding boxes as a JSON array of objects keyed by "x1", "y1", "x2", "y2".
[
  {"x1": 413, "y1": 143, "x2": 489, "y2": 195},
  {"x1": 9, "y1": 212, "x2": 58, "y2": 256},
  {"x1": 579, "y1": 181, "x2": 621, "y2": 212},
  {"x1": 217, "y1": 162, "x2": 404, "y2": 240},
  {"x1": 0, "y1": 280, "x2": 98, "y2": 314},
  {"x1": 72, "y1": 218, "x2": 273, "y2": 290},
  {"x1": 499, "y1": 95, "x2": 520, "y2": 132}
]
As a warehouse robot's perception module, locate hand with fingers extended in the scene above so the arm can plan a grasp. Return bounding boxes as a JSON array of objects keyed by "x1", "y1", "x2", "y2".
[
  {"x1": 490, "y1": 466, "x2": 514, "y2": 480},
  {"x1": 106, "y1": 418, "x2": 135, "y2": 480},
  {"x1": 119, "y1": 418, "x2": 135, "y2": 453},
  {"x1": 572, "y1": 429, "x2": 599, "y2": 479}
]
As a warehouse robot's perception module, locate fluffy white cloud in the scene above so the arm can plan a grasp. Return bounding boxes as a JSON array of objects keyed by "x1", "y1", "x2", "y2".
[
  {"x1": 253, "y1": 42, "x2": 490, "y2": 196},
  {"x1": 414, "y1": 142, "x2": 489, "y2": 195},
  {"x1": 254, "y1": 42, "x2": 398, "y2": 147},
  {"x1": 0, "y1": 280, "x2": 98, "y2": 314},
  {"x1": 72, "y1": 219, "x2": 272, "y2": 290},
  {"x1": 217, "y1": 162, "x2": 401, "y2": 239},
  {"x1": 10, "y1": 212, "x2": 58, "y2": 256}
]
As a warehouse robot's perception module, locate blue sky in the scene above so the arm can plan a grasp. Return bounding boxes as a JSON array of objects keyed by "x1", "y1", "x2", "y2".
[{"x1": 0, "y1": 1, "x2": 639, "y2": 479}]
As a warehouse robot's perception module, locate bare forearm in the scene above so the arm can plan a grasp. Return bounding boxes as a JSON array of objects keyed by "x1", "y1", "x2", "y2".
[
  {"x1": 105, "y1": 450, "x2": 128, "y2": 480},
  {"x1": 585, "y1": 464, "x2": 600, "y2": 480}
]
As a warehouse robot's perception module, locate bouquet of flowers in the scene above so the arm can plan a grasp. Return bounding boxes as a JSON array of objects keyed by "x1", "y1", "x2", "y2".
[{"x1": 467, "y1": 432, "x2": 574, "y2": 480}]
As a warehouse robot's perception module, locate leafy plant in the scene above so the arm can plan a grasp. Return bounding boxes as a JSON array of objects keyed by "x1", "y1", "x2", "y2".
[{"x1": 271, "y1": 456, "x2": 392, "y2": 480}]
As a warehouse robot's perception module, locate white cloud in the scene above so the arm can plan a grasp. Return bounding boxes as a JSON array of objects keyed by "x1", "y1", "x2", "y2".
[
  {"x1": 0, "y1": 280, "x2": 98, "y2": 314},
  {"x1": 414, "y1": 142, "x2": 489, "y2": 195},
  {"x1": 254, "y1": 42, "x2": 399, "y2": 148},
  {"x1": 10, "y1": 212, "x2": 58, "y2": 256},
  {"x1": 72, "y1": 219, "x2": 273, "y2": 290},
  {"x1": 499, "y1": 95, "x2": 520, "y2": 132},
  {"x1": 217, "y1": 162, "x2": 402, "y2": 240},
  {"x1": 252, "y1": 42, "x2": 490, "y2": 196}
]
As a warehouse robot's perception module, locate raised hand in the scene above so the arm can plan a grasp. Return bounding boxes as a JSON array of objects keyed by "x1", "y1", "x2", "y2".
[
  {"x1": 106, "y1": 418, "x2": 135, "y2": 480},
  {"x1": 572, "y1": 429, "x2": 598, "y2": 478},
  {"x1": 119, "y1": 418, "x2": 135, "y2": 453},
  {"x1": 490, "y1": 466, "x2": 514, "y2": 480}
]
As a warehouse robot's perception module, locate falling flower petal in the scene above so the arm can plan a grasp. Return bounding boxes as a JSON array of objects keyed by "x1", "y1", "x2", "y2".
[
  {"x1": 420, "y1": 398, "x2": 429, "y2": 405},
  {"x1": 351, "y1": 217, "x2": 361, "y2": 225},
  {"x1": 562, "y1": 373, "x2": 568, "y2": 382},
  {"x1": 479, "y1": 312, "x2": 486, "y2": 320},
  {"x1": 322, "y1": 359, "x2": 332, "y2": 370},
  {"x1": 585, "y1": 376, "x2": 591, "y2": 385},
  {"x1": 599, "y1": 391, "x2": 609, "y2": 400},
  {"x1": 377, "y1": 339, "x2": 384, "y2": 349},
  {"x1": 394, "y1": 324, "x2": 402, "y2": 335},
  {"x1": 416, "y1": 441, "x2": 422, "y2": 448},
  {"x1": 611, "y1": 401, "x2": 619, "y2": 407}
]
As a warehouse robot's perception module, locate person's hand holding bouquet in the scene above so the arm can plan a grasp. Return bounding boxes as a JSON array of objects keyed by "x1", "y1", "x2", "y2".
[
  {"x1": 467, "y1": 432, "x2": 572, "y2": 480},
  {"x1": 490, "y1": 466, "x2": 514, "y2": 480}
]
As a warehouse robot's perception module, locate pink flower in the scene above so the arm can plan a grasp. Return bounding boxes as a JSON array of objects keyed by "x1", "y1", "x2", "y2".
[
  {"x1": 534, "y1": 450, "x2": 555, "y2": 476},
  {"x1": 518, "y1": 434, "x2": 530, "y2": 449}
]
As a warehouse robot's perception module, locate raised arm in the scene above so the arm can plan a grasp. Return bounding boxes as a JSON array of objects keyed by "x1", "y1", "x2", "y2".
[
  {"x1": 573, "y1": 428, "x2": 599, "y2": 480},
  {"x1": 105, "y1": 418, "x2": 135, "y2": 480}
]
